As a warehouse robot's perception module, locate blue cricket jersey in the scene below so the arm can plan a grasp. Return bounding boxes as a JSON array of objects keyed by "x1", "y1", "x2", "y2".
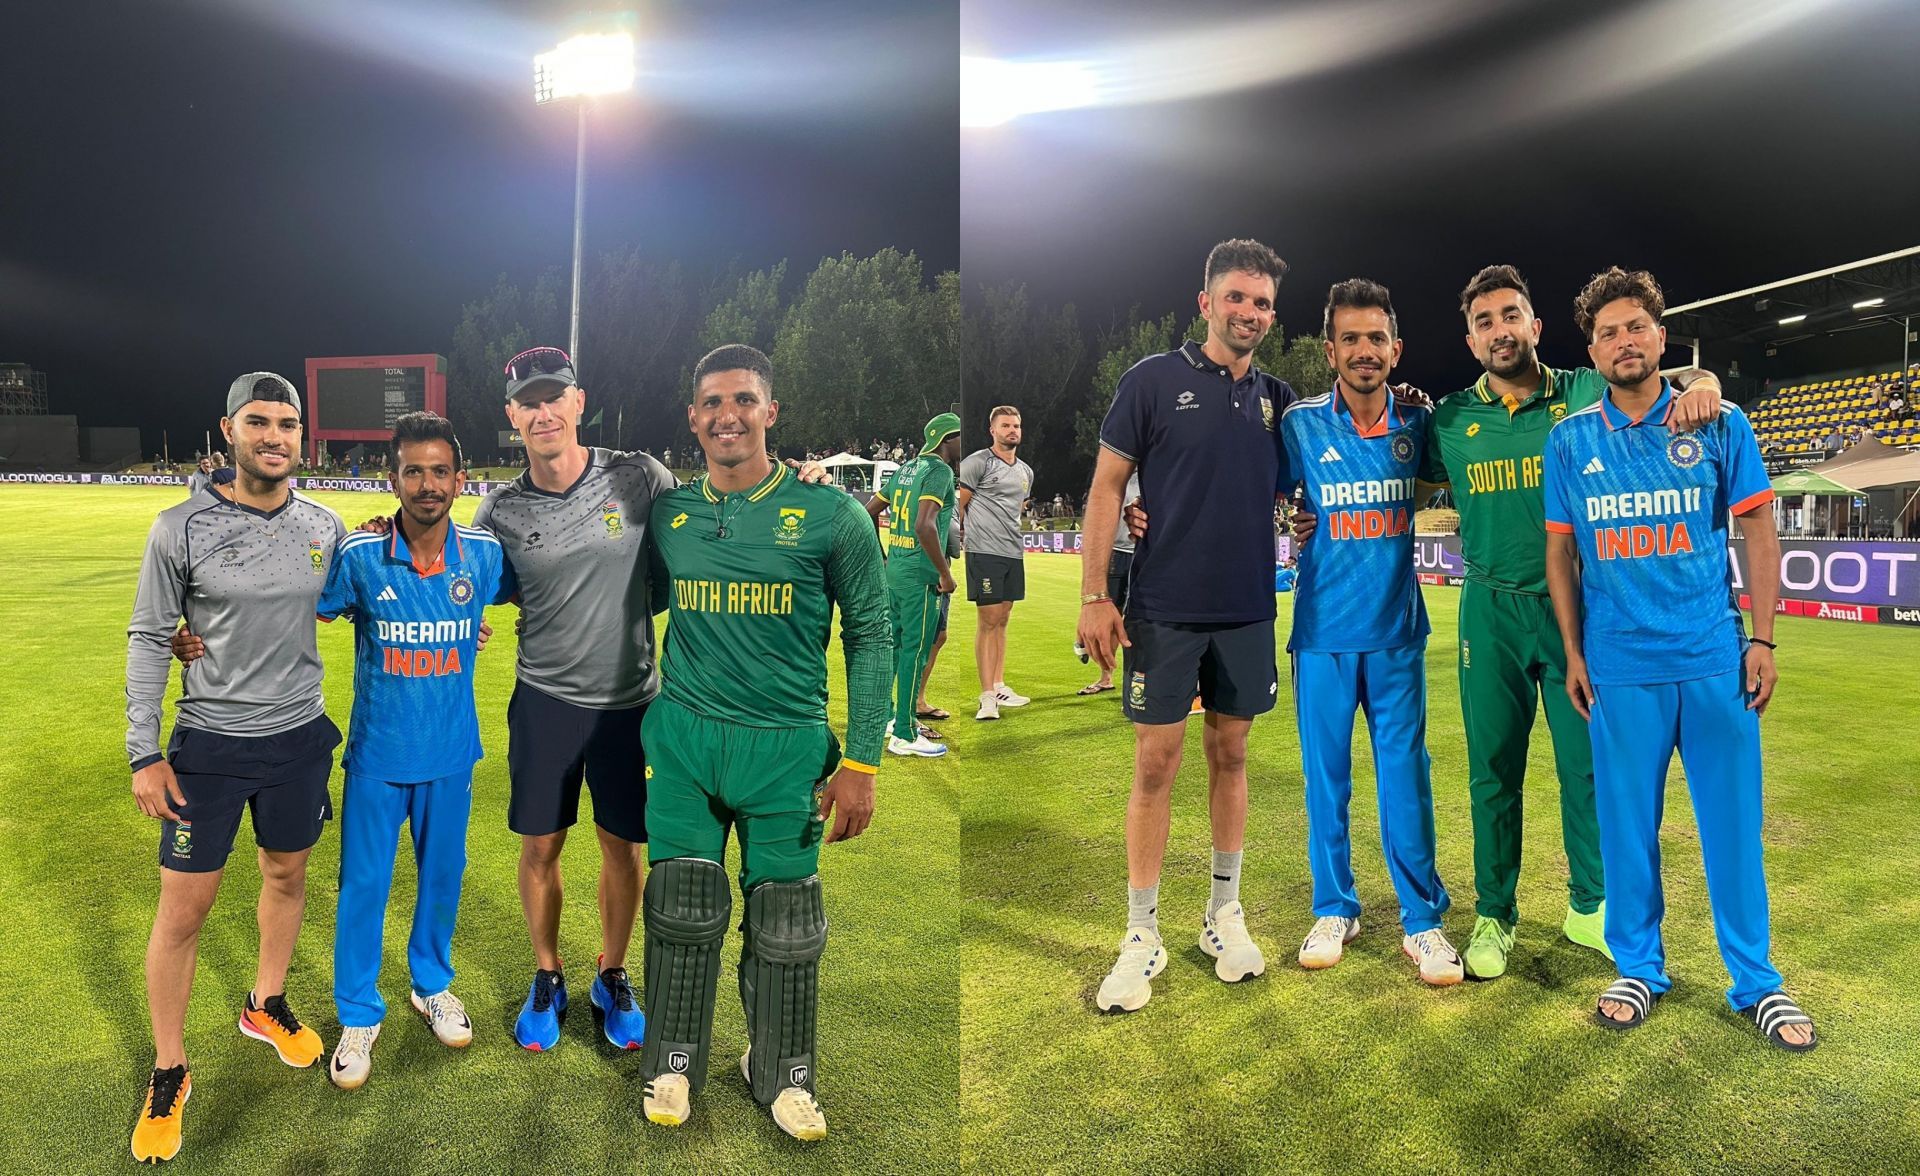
[
  {"x1": 1281, "y1": 390, "x2": 1432, "y2": 654},
  {"x1": 1543, "y1": 380, "x2": 1774, "y2": 687},
  {"x1": 317, "y1": 519, "x2": 515, "y2": 783}
]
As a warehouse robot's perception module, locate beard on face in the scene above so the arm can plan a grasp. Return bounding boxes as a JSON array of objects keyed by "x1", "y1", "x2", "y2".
[
  {"x1": 234, "y1": 437, "x2": 293, "y2": 485},
  {"x1": 1481, "y1": 336, "x2": 1534, "y2": 379}
]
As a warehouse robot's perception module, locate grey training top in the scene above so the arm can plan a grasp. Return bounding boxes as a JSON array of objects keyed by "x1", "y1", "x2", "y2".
[
  {"x1": 957, "y1": 448, "x2": 1034, "y2": 559},
  {"x1": 1113, "y1": 472, "x2": 1141, "y2": 554},
  {"x1": 126, "y1": 489, "x2": 345, "y2": 767},
  {"x1": 473, "y1": 447, "x2": 678, "y2": 710}
]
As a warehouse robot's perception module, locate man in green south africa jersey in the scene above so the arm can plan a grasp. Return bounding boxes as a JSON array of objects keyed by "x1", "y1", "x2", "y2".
[
  {"x1": 636, "y1": 344, "x2": 890, "y2": 1142},
  {"x1": 1419, "y1": 265, "x2": 1722, "y2": 980},
  {"x1": 878, "y1": 413, "x2": 961, "y2": 758}
]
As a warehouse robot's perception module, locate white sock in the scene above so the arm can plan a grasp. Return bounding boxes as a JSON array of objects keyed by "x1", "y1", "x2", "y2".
[
  {"x1": 1128, "y1": 884, "x2": 1159, "y2": 933},
  {"x1": 1209, "y1": 849, "x2": 1242, "y2": 918}
]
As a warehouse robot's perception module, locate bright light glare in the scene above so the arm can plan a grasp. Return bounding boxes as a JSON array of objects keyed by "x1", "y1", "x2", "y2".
[
  {"x1": 535, "y1": 33, "x2": 636, "y2": 104},
  {"x1": 1853, "y1": 297, "x2": 1886, "y2": 309},
  {"x1": 961, "y1": 57, "x2": 1098, "y2": 127},
  {"x1": 1778, "y1": 314, "x2": 1807, "y2": 324}
]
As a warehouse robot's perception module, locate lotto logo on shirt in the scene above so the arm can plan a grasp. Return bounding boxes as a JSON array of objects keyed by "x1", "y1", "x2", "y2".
[{"x1": 1585, "y1": 487, "x2": 1703, "y2": 560}]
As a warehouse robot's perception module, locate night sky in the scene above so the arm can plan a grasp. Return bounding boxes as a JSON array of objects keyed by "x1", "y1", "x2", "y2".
[
  {"x1": 4, "y1": 0, "x2": 958, "y2": 453},
  {"x1": 962, "y1": 0, "x2": 1920, "y2": 396}
]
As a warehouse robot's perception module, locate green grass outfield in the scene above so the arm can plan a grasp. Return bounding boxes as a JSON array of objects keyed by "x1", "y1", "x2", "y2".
[
  {"x1": 0, "y1": 485, "x2": 961, "y2": 1174},
  {"x1": 960, "y1": 553, "x2": 1920, "y2": 1174}
]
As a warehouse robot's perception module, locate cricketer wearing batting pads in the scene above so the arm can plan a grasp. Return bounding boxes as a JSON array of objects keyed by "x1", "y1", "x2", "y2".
[
  {"x1": 1545, "y1": 267, "x2": 1815, "y2": 1052},
  {"x1": 1283, "y1": 280, "x2": 1460, "y2": 987},
  {"x1": 1418, "y1": 263, "x2": 1724, "y2": 980},
  {"x1": 638, "y1": 344, "x2": 887, "y2": 1141}
]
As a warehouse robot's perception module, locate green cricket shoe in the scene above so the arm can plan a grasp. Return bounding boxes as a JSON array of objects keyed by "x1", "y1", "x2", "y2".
[
  {"x1": 1563, "y1": 903, "x2": 1614, "y2": 961},
  {"x1": 1463, "y1": 916, "x2": 1515, "y2": 980}
]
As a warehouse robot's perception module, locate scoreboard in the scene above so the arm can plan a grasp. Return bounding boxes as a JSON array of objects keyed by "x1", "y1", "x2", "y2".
[{"x1": 305, "y1": 354, "x2": 447, "y2": 464}]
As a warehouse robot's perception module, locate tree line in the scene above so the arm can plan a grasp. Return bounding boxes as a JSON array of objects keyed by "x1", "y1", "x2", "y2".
[
  {"x1": 965, "y1": 284, "x2": 1335, "y2": 498},
  {"x1": 446, "y1": 247, "x2": 959, "y2": 463}
]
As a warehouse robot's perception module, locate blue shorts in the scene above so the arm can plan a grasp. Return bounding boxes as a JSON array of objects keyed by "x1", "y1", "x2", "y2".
[
  {"x1": 159, "y1": 714, "x2": 340, "y2": 873},
  {"x1": 934, "y1": 591, "x2": 950, "y2": 635}
]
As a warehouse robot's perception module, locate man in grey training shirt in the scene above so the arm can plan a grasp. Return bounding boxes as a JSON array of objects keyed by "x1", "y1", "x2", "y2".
[
  {"x1": 956, "y1": 405, "x2": 1035, "y2": 721},
  {"x1": 475, "y1": 346, "x2": 679, "y2": 1053},
  {"x1": 126, "y1": 373, "x2": 343, "y2": 1164}
]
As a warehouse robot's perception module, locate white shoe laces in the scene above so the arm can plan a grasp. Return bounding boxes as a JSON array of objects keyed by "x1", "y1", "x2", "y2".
[
  {"x1": 1304, "y1": 916, "x2": 1350, "y2": 951},
  {"x1": 337, "y1": 1025, "x2": 377, "y2": 1061},
  {"x1": 1408, "y1": 928, "x2": 1455, "y2": 961},
  {"x1": 424, "y1": 991, "x2": 467, "y2": 1025},
  {"x1": 1210, "y1": 905, "x2": 1254, "y2": 948},
  {"x1": 1111, "y1": 931, "x2": 1161, "y2": 974}
]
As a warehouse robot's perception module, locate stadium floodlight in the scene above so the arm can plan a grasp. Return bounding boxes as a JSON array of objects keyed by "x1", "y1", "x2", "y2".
[
  {"x1": 534, "y1": 30, "x2": 637, "y2": 369},
  {"x1": 1853, "y1": 298, "x2": 1886, "y2": 309},
  {"x1": 1778, "y1": 314, "x2": 1807, "y2": 324},
  {"x1": 961, "y1": 56, "x2": 1098, "y2": 127}
]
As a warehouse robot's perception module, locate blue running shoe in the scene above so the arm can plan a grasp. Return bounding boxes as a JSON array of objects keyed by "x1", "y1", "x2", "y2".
[
  {"x1": 590, "y1": 954, "x2": 646, "y2": 1049},
  {"x1": 515, "y1": 968, "x2": 567, "y2": 1051}
]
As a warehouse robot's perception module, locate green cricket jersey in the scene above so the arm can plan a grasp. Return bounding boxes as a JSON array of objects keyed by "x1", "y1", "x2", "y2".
[
  {"x1": 650, "y1": 463, "x2": 892, "y2": 771},
  {"x1": 880, "y1": 454, "x2": 956, "y2": 585},
  {"x1": 1420, "y1": 364, "x2": 1609, "y2": 595}
]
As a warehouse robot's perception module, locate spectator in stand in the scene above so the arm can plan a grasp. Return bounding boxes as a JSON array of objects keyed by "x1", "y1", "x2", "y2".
[
  {"x1": 1888, "y1": 387, "x2": 1910, "y2": 422},
  {"x1": 1821, "y1": 427, "x2": 1843, "y2": 454},
  {"x1": 1870, "y1": 382, "x2": 1888, "y2": 407}
]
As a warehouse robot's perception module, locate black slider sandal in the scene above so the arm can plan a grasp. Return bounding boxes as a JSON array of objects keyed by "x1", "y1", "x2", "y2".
[
  {"x1": 1594, "y1": 977, "x2": 1659, "y2": 1030},
  {"x1": 1741, "y1": 992, "x2": 1819, "y2": 1053}
]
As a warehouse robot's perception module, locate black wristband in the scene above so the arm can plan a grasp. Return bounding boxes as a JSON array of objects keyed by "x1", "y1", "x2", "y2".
[{"x1": 1749, "y1": 637, "x2": 1776, "y2": 650}]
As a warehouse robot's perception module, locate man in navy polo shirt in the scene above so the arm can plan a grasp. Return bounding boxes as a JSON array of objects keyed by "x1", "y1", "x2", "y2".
[{"x1": 1079, "y1": 239, "x2": 1297, "y2": 1013}]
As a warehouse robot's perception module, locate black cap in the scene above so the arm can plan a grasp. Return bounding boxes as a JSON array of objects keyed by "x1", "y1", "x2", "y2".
[
  {"x1": 504, "y1": 346, "x2": 577, "y2": 402},
  {"x1": 226, "y1": 372, "x2": 301, "y2": 418}
]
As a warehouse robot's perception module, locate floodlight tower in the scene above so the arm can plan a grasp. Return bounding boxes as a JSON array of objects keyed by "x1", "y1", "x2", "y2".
[{"x1": 534, "y1": 31, "x2": 637, "y2": 368}]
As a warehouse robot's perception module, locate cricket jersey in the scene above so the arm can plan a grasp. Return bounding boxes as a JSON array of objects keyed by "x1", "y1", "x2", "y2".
[
  {"x1": 956, "y1": 448, "x2": 1032, "y2": 559},
  {"x1": 649, "y1": 464, "x2": 892, "y2": 770},
  {"x1": 126, "y1": 489, "x2": 345, "y2": 768},
  {"x1": 472, "y1": 447, "x2": 677, "y2": 710},
  {"x1": 1101, "y1": 341, "x2": 1296, "y2": 624},
  {"x1": 1543, "y1": 380, "x2": 1773, "y2": 686},
  {"x1": 1281, "y1": 390, "x2": 1432, "y2": 654},
  {"x1": 316, "y1": 519, "x2": 515, "y2": 783},
  {"x1": 882, "y1": 454, "x2": 956, "y2": 584},
  {"x1": 1422, "y1": 365, "x2": 1609, "y2": 595}
]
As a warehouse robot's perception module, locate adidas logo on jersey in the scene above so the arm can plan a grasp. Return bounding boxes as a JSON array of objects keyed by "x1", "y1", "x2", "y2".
[
  {"x1": 1319, "y1": 445, "x2": 1343, "y2": 464},
  {"x1": 376, "y1": 585, "x2": 399, "y2": 602},
  {"x1": 1582, "y1": 456, "x2": 1606, "y2": 475}
]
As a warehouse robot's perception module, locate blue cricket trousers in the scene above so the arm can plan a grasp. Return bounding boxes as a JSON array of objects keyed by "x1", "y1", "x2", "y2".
[
  {"x1": 335, "y1": 771, "x2": 473, "y2": 1028},
  {"x1": 1589, "y1": 669, "x2": 1782, "y2": 1010},
  {"x1": 1293, "y1": 645, "x2": 1450, "y2": 933}
]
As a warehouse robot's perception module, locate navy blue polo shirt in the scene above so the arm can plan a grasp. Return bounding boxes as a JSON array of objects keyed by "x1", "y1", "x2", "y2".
[{"x1": 1100, "y1": 341, "x2": 1297, "y2": 624}]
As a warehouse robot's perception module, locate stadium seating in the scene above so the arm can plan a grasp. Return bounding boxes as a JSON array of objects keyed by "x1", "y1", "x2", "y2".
[{"x1": 1747, "y1": 363, "x2": 1920, "y2": 454}]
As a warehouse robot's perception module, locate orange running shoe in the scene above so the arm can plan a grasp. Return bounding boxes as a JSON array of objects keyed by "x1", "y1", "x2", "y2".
[
  {"x1": 131, "y1": 1065, "x2": 190, "y2": 1163},
  {"x1": 238, "y1": 992, "x2": 325, "y2": 1067}
]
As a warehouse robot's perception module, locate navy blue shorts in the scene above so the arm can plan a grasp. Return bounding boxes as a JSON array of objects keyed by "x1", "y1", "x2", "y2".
[
  {"x1": 506, "y1": 682, "x2": 648, "y2": 842},
  {"x1": 1107, "y1": 550, "x2": 1134, "y2": 616},
  {"x1": 159, "y1": 714, "x2": 340, "y2": 873},
  {"x1": 966, "y1": 553, "x2": 1025, "y2": 604},
  {"x1": 1120, "y1": 617, "x2": 1277, "y2": 725},
  {"x1": 934, "y1": 591, "x2": 950, "y2": 635}
]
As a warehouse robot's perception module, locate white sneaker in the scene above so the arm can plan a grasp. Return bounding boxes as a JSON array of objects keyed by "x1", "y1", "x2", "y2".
[
  {"x1": 888, "y1": 733, "x2": 949, "y2": 757},
  {"x1": 644, "y1": 1072, "x2": 691, "y2": 1127},
  {"x1": 740, "y1": 1050, "x2": 826, "y2": 1141},
  {"x1": 976, "y1": 691, "x2": 1001, "y2": 720},
  {"x1": 1094, "y1": 927, "x2": 1166, "y2": 1013},
  {"x1": 410, "y1": 989, "x2": 473, "y2": 1047},
  {"x1": 1299, "y1": 915, "x2": 1360, "y2": 970},
  {"x1": 994, "y1": 684, "x2": 1030, "y2": 707},
  {"x1": 1199, "y1": 901, "x2": 1266, "y2": 983},
  {"x1": 329, "y1": 1023, "x2": 380, "y2": 1090},
  {"x1": 1402, "y1": 927, "x2": 1465, "y2": 986}
]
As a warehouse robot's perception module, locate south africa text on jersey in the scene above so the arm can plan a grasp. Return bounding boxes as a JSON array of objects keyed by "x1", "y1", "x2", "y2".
[{"x1": 675, "y1": 577, "x2": 796, "y2": 616}]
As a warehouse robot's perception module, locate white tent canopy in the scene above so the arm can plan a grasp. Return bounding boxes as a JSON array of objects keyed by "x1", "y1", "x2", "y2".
[{"x1": 815, "y1": 450, "x2": 898, "y2": 490}]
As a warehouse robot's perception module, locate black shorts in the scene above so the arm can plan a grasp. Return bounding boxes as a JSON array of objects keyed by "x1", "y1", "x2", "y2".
[
  {"x1": 159, "y1": 714, "x2": 340, "y2": 873},
  {"x1": 506, "y1": 682, "x2": 648, "y2": 842},
  {"x1": 1120, "y1": 617, "x2": 1277, "y2": 724},
  {"x1": 934, "y1": 591, "x2": 950, "y2": 635},
  {"x1": 966, "y1": 552, "x2": 1025, "y2": 604},
  {"x1": 1107, "y1": 550, "x2": 1134, "y2": 616}
]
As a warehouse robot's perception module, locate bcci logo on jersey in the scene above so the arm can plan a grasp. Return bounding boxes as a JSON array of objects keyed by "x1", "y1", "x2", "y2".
[
  {"x1": 1666, "y1": 433, "x2": 1704, "y2": 469},
  {"x1": 1390, "y1": 432, "x2": 1415, "y2": 464},
  {"x1": 308, "y1": 540, "x2": 325, "y2": 574},
  {"x1": 602, "y1": 500, "x2": 624, "y2": 538},
  {"x1": 448, "y1": 573, "x2": 475, "y2": 606},
  {"x1": 775, "y1": 507, "x2": 807, "y2": 546}
]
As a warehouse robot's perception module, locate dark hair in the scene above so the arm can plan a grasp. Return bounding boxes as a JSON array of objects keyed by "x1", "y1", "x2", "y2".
[
  {"x1": 389, "y1": 411, "x2": 463, "y2": 471},
  {"x1": 1459, "y1": 264, "x2": 1532, "y2": 317},
  {"x1": 1322, "y1": 278, "x2": 1398, "y2": 341},
  {"x1": 1204, "y1": 238, "x2": 1289, "y2": 294},
  {"x1": 1573, "y1": 267, "x2": 1665, "y2": 340},
  {"x1": 692, "y1": 343, "x2": 773, "y2": 393}
]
